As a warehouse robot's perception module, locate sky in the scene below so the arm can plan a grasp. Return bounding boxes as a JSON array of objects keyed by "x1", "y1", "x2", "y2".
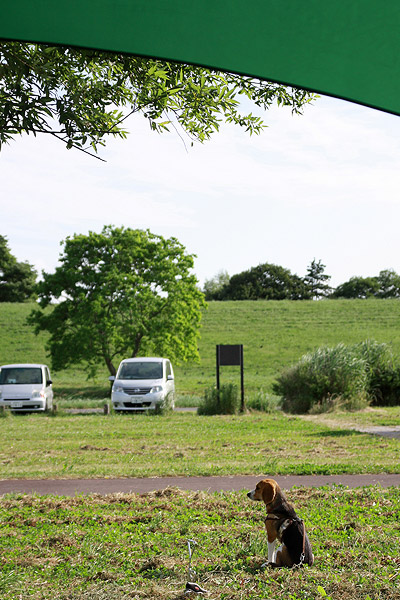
[{"x1": 2, "y1": 92, "x2": 400, "y2": 289}]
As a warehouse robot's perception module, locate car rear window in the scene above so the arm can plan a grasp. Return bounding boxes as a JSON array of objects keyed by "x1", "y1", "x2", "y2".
[{"x1": 0, "y1": 368, "x2": 43, "y2": 385}]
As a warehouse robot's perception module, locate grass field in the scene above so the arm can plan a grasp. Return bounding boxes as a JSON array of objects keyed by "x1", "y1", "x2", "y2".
[
  {"x1": 1, "y1": 411, "x2": 399, "y2": 479},
  {"x1": 1, "y1": 301, "x2": 400, "y2": 599},
  {"x1": 1, "y1": 486, "x2": 399, "y2": 600},
  {"x1": 2, "y1": 299, "x2": 400, "y2": 402}
]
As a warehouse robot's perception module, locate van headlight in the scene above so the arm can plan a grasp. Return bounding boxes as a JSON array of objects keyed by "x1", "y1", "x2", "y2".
[
  {"x1": 32, "y1": 390, "x2": 45, "y2": 399},
  {"x1": 150, "y1": 386, "x2": 163, "y2": 394},
  {"x1": 113, "y1": 385, "x2": 125, "y2": 394}
]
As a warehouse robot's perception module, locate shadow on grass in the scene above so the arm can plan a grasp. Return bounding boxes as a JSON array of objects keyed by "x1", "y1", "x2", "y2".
[{"x1": 309, "y1": 429, "x2": 361, "y2": 437}]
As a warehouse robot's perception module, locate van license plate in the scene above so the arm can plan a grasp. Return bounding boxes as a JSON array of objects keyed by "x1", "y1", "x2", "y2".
[{"x1": 11, "y1": 402, "x2": 23, "y2": 408}]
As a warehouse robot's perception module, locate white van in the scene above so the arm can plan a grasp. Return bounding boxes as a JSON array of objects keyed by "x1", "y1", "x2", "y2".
[
  {"x1": 110, "y1": 357, "x2": 175, "y2": 412},
  {"x1": 0, "y1": 364, "x2": 54, "y2": 412}
]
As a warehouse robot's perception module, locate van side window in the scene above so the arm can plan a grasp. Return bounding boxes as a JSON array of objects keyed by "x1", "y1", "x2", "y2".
[{"x1": 166, "y1": 361, "x2": 171, "y2": 378}]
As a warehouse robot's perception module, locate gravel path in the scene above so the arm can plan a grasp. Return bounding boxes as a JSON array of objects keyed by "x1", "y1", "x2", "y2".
[
  {"x1": 0, "y1": 473, "x2": 399, "y2": 497},
  {"x1": 301, "y1": 415, "x2": 400, "y2": 439},
  {"x1": 349, "y1": 425, "x2": 400, "y2": 438}
]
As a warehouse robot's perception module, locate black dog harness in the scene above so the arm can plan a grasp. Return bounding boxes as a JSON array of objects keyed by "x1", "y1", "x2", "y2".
[{"x1": 264, "y1": 514, "x2": 306, "y2": 567}]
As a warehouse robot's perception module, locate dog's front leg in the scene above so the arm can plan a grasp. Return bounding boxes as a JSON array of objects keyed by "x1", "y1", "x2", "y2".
[
  {"x1": 264, "y1": 539, "x2": 277, "y2": 565},
  {"x1": 264, "y1": 520, "x2": 278, "y2": 566},
  {"x1": 261, "y1": 540, "x2": 277, "y2": 568}
]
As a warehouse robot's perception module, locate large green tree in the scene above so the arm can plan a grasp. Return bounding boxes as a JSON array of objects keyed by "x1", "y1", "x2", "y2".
[
  {"x1": 28, "y1": 226, "x2": 206, "y2": 376},
  {"x1": 0, "y1": 42, "x2": 315, "y2": 157},
  {"x1": 0, "y1": 235, "x2": 37, "y2": 302}
]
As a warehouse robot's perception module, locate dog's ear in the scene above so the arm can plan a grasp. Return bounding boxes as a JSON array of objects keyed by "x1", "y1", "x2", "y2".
[{"x1": 261, "y1": 480, "x2": 277, "y2": 505}]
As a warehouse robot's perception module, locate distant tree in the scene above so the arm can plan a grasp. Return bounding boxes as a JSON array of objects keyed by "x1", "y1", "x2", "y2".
[
  {"x1": 303, "y1": 259, "x2": 332, "y2": 299},
  {"x1": 218, "y1": 263, "x2": 310, "y2": 300},
  {"x1": 331, "y1": 276, "x2": 380, "y2": 299},
  {"x1": 331, "y1": 270, "x2": 400, "y2": 299},
  {"x1": 28, "y1": 226, "x2": 206, "y2": 377},
  {"x1": 0, "y1": 235, "x2": 37, "y2": 302},
  {"x1": 376, "y1": 269, "x2": 400, "y2": 298},
  {"x1": 203, "y1": 270, "x2": 230, "y2": 300}
]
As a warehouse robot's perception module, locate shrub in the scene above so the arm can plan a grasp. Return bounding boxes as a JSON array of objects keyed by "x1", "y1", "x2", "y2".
[
  {"x1": 247, "y1": 390, "x2": 282, "y2": 412},
  {"x1": 273, "y1": 344, "x2": 369, "y2": 413},
  {"x1": 198, "y1": 383, "x2": 239, "y2": 415},
  {"x1": 368, "y1": 365, "x2": 400, "y2": 406},
  {"x1": 355, "y1": 340, "x2": 400, "y2": 406},
  {"x1": 308, "y1": 392, "x2": 369, "y2": 414},
  {"x1": 274, "y1": 339, "x2": 400, "y2": 413}
]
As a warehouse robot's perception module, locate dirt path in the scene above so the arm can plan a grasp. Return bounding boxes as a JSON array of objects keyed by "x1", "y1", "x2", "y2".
[
  {"x1": 0, "y1": 473, "x2": 399, "y2": 497},
  {"x1": 301, "y1": 415, "x2": 400, "y2": 439}
]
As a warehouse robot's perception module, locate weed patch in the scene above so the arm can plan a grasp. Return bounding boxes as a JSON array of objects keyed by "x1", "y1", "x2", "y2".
[
  {"x1": 0, "y1": 486, "x2": 399, "y2": 599},
  {"x1": 198, "y1": 384, "x2": 239, "y2": 415}
]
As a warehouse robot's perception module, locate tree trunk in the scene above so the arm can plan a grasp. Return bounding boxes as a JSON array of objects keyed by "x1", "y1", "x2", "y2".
[
  {"x1": 104, "y1": 355, "x2": 116, "y2": 376},
  {"x1": 131, "y1": 333, "x2": 143, "y2": 358}
]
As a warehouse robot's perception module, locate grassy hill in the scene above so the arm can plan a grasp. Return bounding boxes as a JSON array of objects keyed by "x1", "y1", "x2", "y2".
[
  {"x1": 1, "y1": 299, "x2": 400, "y2": 398},
  {"x1": 182, "y1": 298, "x2": 400, "y2": 393}
]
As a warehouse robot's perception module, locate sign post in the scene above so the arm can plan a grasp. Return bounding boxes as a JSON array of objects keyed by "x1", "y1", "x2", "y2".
[{"x1": 216, "y1": 344, "x2": 244, "y2": 411}]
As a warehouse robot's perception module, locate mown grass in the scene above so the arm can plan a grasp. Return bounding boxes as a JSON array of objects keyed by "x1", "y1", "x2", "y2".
[
  {"x1": 1, "y1": 486, "x2": 399, "y2": 600},
  {"x1": 1, "y1": 412, "x2": 399, "y2": 479},
  {"x1": 185, "y1": 298, "x2": 400, "y2": 394},
  {"x1": 2, "y1": 299, "x2": 400, "y2": 400}
]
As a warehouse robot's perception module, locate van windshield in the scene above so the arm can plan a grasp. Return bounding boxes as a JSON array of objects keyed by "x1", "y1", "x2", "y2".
[
  {"x1": 0, "y1": 367, "x2": 43, "y2": 385},
  {"x1": 117, "y1": 362, "x2": 163, "y2": 380}
]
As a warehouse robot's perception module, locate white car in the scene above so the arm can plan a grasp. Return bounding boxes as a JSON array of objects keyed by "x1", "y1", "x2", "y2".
[
  {"x1": 110, "y1": 357, "x2": 175, "y2": 412},
  {"x1": 0, "y1": 363, "x2": 54, "y2": 412}
]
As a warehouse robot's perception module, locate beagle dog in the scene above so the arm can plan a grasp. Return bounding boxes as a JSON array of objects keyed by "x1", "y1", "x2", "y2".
[{"x1": 247, "y1": 478, "x2": 314, "y2": 568}]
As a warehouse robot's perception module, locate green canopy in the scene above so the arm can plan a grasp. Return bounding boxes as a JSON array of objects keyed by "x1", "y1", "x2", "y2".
[{"x1": 1, "y1": 0, "x2": 400, "y2": 115}]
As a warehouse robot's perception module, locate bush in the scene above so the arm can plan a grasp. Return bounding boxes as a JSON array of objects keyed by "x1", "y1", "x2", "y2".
[
  {"x1": 198, "y1": 384, "x2": 239, "y2": 415},
  {"x1": 273, "y1": 344, "x2": 369, "y2": 413},
  {"x1": 308, "y1": 392, "x2": 369, "y2": 414},
  {"x1": 247, "y1": 390, "x2": 282, "y2": 413},
  {"x1": 368, "y1": 366, "x2": 400, "y2": 406},
  {"x1": 274, "y1": 340, "x2": 400, "y2": 413},
  {"x1": 356, "y1": 340, "x2": 400, "y2": 406}
]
